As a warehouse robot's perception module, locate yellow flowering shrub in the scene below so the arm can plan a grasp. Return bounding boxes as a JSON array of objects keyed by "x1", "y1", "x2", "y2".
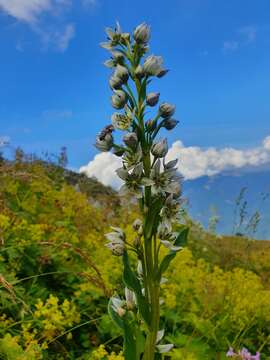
[{"x1": 90, "y1": 345, "x2": 124, "y2": 360}]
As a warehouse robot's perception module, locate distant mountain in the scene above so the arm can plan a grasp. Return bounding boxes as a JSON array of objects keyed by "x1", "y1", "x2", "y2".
[{"x1": 183, "y1": 170, "x2": 270, "y2": 239}]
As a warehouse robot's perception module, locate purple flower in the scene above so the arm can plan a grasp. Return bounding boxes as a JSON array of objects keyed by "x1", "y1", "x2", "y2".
[{"x1": 226, "y1": 347, "x2": 260, "y2": 360}]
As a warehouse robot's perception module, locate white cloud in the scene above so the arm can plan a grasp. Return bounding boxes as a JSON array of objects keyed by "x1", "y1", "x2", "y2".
[
  {"x1": 53, "y1": 23, "x2": 75, "y2": 51},
  {"x1": 0, "y1": 0, "x2": 52, "y2": 24},
  {"x1": 80, "y1": 152, "x2": 122, "y2": 188},
  {"x1": 0, "y1": 136, "x2": 10, "y2": 147},
  {"x1": 0, "y1": 0, "x2": 75, "y2": 51},
  {"x1": 80, "y1": 135, "x2": 270, "y2": 188},
  {"x1": 223, "y1": 25, "x2": 257, "y2": 53}
]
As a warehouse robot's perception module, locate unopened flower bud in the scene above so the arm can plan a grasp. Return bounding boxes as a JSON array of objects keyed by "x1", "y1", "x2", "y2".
[
  {"x1": 133, "y1": 236, "x2": 141, "y2": 247},
  {"x1": 151, "y1": 138, "x2": 168, "y2": 158},
  {"x1": 146, "y1": 92, "x2": 160, "y2": 107},
  {"x1": 159, "y1": 102, "x2": 176, "y2": 118},
  {"x1": 133, "y1": 23, "x2": 150, "y2": 44},
  {"x1": 144, "y1": 55, "x2": 165, "y2": 77},
  {"x1": 145, "y1": 119, "x2": 157, "y2": 132},
  {"x1": 109, "y1": 75, "x2": 123, "y2": 89},
  {"x1": 117, "y1": 307, "x2": 126, "y2": 317},
  {"x1": 132, "y1": 219, "x2": 143, "y2": 233},
  {"x1": 135, "y1": 65, "x2": 144, "y2": 79},
  {"x1": 114, "y1": 65, "x2": 129, "y2": 83},
  {"x1": 125, "y1": 287, "x2": 136, "y2": 310},
  {"x1": 163, "y1": 118, "x2": 179, "y2": 130},
  {"x1": 95, "y1": 133, "x2": 113, "y2": 152},
  {"x1": 123, "y1": 132, "x2": 138, "y2": 148},
  {"x1": 112, "y1": 112, "x2": 132, "y2": 130},
  {"x1": 111, "y1": 90, "x2": 127, "y2": 109}
]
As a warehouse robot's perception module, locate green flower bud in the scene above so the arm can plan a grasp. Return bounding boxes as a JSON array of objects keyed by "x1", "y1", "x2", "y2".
[
  {"x1": 151, "y1": 138, "x2": 168, "y2": 158},
  {"x1": 135, "y1": 65, "x2": 145, "y2": 79},
  {"x1": 163, "y1": 118, "x2": 179, "y2": 130},
  {"x1": 123, "y1": 132, "x2": 138, "y2": 148},
  {"x1": 144, "y1": 55, "x2": 165, "y2": 76},
  {"x1": 114, "y1": 64, "x2": 129, "y2": 83},
  {"x1": 146, "y1": 92, "x2": 160, "y2": 107},
  {"x1": 133, "y1": 23, "x2": 150, "y2": 44},
  {"x1": 159, "y1": 102, "x2": 176, "y2": 118},
  {"x1": 109, "y1": 75, "x2": 123, "y2": 89},
  {"x1": 112, "y1": 112, "x2": 132, "y2": 130},
  {"x1": 111, "y1": 90, "x2": 127, "y2": 109}
]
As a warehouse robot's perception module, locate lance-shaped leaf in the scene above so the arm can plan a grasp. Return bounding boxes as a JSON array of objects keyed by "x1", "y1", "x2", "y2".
[
  {"x1": 122, "y1": 251, "x2": 151, "y2": 327},
  {"x1": 123, "y1": 321, "x2": 137, "y2": 360}
]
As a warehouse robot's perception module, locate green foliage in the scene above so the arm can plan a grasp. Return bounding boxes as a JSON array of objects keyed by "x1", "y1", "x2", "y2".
[{"x1": 0, "y1": 160, "x2": 270, "y2": 358}]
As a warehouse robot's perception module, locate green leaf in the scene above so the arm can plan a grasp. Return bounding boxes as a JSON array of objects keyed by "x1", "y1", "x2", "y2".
[
  {"x1": 158, "y1": 227, "x2": 189, "y2": 278},
  {"x1": 123, "y1": 251, "x2": 141, "y2": 294},
  {"x1": 123, "y1": 252, "x2": 151, "y2": 326},
  {"x1": 135, "y1": 326, "x2": 145, "y2": 359},
  {"x1": 174, "y1": 227, "x2": 189, "y2": 247},
  {"x1": 123, "y1": 321, "x2": 137, "y2": 360},
  {"x1": 158, "y1": 252, "x2": 176, "y2": 278},
  {"x1": 108, "y1": 298, "x2": 124, "y2": 329}
]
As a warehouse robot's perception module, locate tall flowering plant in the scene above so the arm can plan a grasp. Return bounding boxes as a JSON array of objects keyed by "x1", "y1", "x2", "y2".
[{"x1": 96, "y1": 22, "x2": 188, "y2": 360}]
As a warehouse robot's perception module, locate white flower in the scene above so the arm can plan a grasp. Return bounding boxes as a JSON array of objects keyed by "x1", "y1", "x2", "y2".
[
  {"x1": 117, "y1": 163, "x2": 146, "y2": 198},
  {"x1": 112, "y1": 112, "x2": 132, "y2": 131},
  {"x1": 156, "y1": 344, "x2": 174, "y2": 353},
  {"x1": 111, "y1": 296, "x2": 126, "y2": 317}
]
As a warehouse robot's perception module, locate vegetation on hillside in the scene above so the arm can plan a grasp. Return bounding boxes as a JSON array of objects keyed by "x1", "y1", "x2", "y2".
[{"x1": 0, "y1": 154, "x2": 269, "y2": 359}]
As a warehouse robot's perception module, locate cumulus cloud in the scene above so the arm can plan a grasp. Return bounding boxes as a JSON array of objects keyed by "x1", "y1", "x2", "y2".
[
  {"x1": 80, "y1": 135, "x2": 270, "y2": 188},
  {"x1": 80, "y1": 152, "x2": 122, "y2": 188}
]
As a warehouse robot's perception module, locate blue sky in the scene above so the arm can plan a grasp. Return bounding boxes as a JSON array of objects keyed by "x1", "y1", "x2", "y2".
[{"x1": 0, "y1": 0, "x2": 270, "y2": 173}]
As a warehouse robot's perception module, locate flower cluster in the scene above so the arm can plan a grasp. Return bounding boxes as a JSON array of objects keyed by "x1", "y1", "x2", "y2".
[
  {"x1": 227, "y1": 347, "x2": 260, "y2": 360},
  {"x1": 96, "y1": 21, "x2": 185, "y2": 359},
  {"x1": 96, "y1": 21, "x2": 182, "y2": 254}
]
